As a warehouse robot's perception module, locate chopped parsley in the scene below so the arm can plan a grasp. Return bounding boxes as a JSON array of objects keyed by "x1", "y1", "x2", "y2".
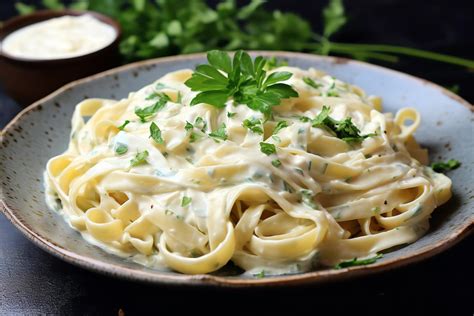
[
  {"x1": 335, "y1": 254, "x2": 383, "y2": 269},
  {"x1": 181, "y1": 196, "x2": 192, "y2": 207},
  {"x1": 114, "y1": 143, "x2": 128, "y2": 155},
  {"x1": 135, "y1": 92, "x2": 170, "y2": 122},
  {"x1": 185, "y1": 50, "x2": 298, "y2": 115},
  {"x1": 117, "y1": 120, "x2": 130, "y2": 131},
  {"x1": 185, "y1": 121, "x2": 194, "y2": 131},
  {"x1": 149, "y1": 122, "x2": 164, "y2": 144},
  {"x1": 312, "y1": 106, "x2": 375, "y2": 143},
  {"x1": 227, "y1": 112, "x2": 237, "y2": 118},
  {"x1": 209, "y1": 123, "x2": 228, "y2": 141},
  {"x1": 130, "y1": 150, "x2": 149, "y2": 167},
  {"x1": 299, "y1": 116, "x2": 311, "y2": 122},
  {"x1": 300, "y1": 189, "x2": 317, "y2": 209},
  {"x1": 273, "y1": 120, "x2": 289, "y2": 134},
  {"x1": 242, "y1": 118, "x2": 263, "y2": 135},
  {"x1": 271, "y1": 159, "x2": 282, "y2": 167},
  {"x1": 431, "y1": 159, "x2": 461, "y2": 173},
  {"x1": 254, "y1": 270, "x2": 266, "y2": 278},
  {"x1": 303, "y1": 77, "x2": 322, "y2": 89},
  {"x1": 194, "y1": 117, "x2": 207, "y2": 132},
  {"x1": 260, "y1": 142, "x2": 276, "y2": 155},
  {"x1": 190, "y1": 132, "x2": 202, "y2": 143}
]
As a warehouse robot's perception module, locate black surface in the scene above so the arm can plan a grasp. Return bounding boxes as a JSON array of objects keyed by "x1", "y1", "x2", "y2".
[{"x1": 0, "y1": 0, "x2": 473, "y2": 314}]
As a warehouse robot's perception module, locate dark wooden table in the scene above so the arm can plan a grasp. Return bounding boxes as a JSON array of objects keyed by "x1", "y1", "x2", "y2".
[{"x1": 1, "y1": 0, "x2": 473, "y2": 314}]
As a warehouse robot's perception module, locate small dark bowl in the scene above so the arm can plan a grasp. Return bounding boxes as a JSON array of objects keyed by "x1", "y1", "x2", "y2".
[{"x1": 0, "y1": 10, "x2": 121, "y2": 106}]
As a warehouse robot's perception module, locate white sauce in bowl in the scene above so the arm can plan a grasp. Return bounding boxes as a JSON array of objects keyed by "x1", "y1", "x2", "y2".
[{"x1": 0, "y1": 15, "x2": 116, "y2": 60}]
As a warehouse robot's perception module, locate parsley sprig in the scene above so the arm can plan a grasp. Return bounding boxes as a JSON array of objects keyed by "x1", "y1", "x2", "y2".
[
  {"x1": 312, "y1": 106, "x2": 375, "y2": 143},
  {"x1": 185, "y1": 50, "x2": 298, "y2": 115}
]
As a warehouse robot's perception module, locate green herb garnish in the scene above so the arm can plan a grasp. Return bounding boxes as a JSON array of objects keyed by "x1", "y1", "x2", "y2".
[
  {"x1": 242, "y1": 118, "x2": 263, "y2": 135},
  {"x1": 335, "y1": 253, "x2": 383, "y2": 269},
  {"x1": 254, "y1": 270, "x2": 265, "y2": 278},
  {"x1": 303, "y1": 77, "x2": 321, "y2": 89},
  {"x1": 149, "y1": 122, "x2": 164, "y2": 144},
  {"x1": 271, "y1": 159, "x2": 282, "y2": 167},
  {"x1": 194, "y1": 117, "x2": 207, "y2": 132},
  {"x1": 227, "y1": 112, "x2": 237, "y2": 118},
  {"x1": 209, "y1": 123, "x2": 228, "y2": 141},
  {"x1": 300, "y1": 189, "x2": 317, "y2": 209},
  {"x1": 114, "y1": 143, "x2": 128, "y2": 155},
  {"x1": 185, "y1": 50, "x2": 298, "y2": 115},
  {"x1": 117, "y1": 120, "x2": 130, "y2": 131},
  {"x1": 260, "y1": 142, "x2": 276, "y2": 155},
  {"x1": 181, "y1": 196, "x2": 192, "y2": 207},
  {"x1": 135, "y1": 93, "x2": 170, "y2": 122},
  {"x1": 185, "y1": 121, "x2": 194, "y2": 132},
  {"x1": 431, "y1": 159, "x2": 461, "y2": 173},
  {"x1": 130, "y1": 150, "x2": 149, "y2": 167},
  {"x1": 312, "y1": 106, "x2": 375, "y2": 143},
  {"x1": 273, "y1": 120, "x2": 289, "y2": 134}
]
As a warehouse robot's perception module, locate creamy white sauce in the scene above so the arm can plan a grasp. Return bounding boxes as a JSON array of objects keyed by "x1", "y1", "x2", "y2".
[{"x1": 1, "y1": 15, "x2": 116, "y2": 60}]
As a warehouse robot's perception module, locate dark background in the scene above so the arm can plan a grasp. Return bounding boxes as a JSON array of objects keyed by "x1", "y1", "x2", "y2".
[{"x1": 0, "y1": 0, "x2": 473, "y2": 314}]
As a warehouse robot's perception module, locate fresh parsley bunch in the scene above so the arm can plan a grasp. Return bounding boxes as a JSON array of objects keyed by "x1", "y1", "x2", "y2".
[
  {"x1": 15, "y1": 0, "x2": 473, "y2": 69},
  {"x1": 185, "y1": 50, "x2": 298, "y2": 115}
]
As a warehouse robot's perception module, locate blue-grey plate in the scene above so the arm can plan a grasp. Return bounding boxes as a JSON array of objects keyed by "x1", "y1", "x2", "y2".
[{"x1": 1, "y1": 52, "x2": 472, "y2": 286}]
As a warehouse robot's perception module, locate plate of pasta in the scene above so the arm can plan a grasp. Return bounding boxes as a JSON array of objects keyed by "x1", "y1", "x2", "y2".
[{"x1": 1, "y1": 51, "x2": 472, "y2": 286}]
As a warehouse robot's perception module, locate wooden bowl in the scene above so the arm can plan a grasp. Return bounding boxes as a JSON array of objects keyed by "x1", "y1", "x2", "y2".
[{"x1": 0, "y1": 10, "x2": 121, "y2": 106}]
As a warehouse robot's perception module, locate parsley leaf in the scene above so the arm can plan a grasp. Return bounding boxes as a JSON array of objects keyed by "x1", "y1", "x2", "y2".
[
  {"x1": 260, "y1": 142, "x2": 276, "y2": 155},
  {"x1": 312, "y1": 106, "x2": 375, "y2": 143},
  {"x1": 273, "y1": 120, "x2": 289, "y2": 134},
  {"x1": 181, "y1": 196, "x2": 192, "y2": 207},
  {"x1": 243, "y1": 118, "x2": 263, "y2": 134},
  {"x1": 185, "y1": 50, "x2": 298, "y2": 115},
  {"x1": 335, "y1": 254, "x2": 383, "y2": 269},
  {"x1": 149, "y1": 122, "x2": 164, "y2": 144},
  {"x1": 135, "y1": 93, "x2": 170, "y2": 122},
  {"x1": 209, "y1": 123, "x2": 228, "y2": 141},
  {"x1": 130, "y1": 150, "x2": 149, "y2": 167},
  {"x1": 303, "y1": 77, "x2": 321, "y2": 89},
  {"x1": 431, "y1": 159, "x2": 461, "y2": 173},
  {"x1": 254, "y1": 270, "x2": 265, "y2": 278},
  {"x1": 300, "y1": 189, "x2": 317, "y2": 209},
  {"x1": 323, "y1": 0, "x2": 347, "y2": 38},
  {"x1": 185, "y1": 121, "x2": 194, "y2": 131},
  {"x1": 117, "y1": 120, "x2": 130, "y2": 131},
  {"x1": 194, "y1": 117, "x2": 207, "y2": 132},
  {"x1": 115, "y1": 143, "x2": 128, "y2": 155},
  {"x1": 271, "y1": 159, "x2": 282, "y2": 167}
]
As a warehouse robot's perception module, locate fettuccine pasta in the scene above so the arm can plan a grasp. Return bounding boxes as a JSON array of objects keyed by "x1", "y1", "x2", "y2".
[{"x1": 45, "y1": 64, "x2": 452, "y2": 275}]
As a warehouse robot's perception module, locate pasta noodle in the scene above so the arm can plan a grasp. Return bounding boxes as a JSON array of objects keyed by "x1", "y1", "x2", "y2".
[{"x1": 45, "y1": 65, "x2": 452, "y2": 275}]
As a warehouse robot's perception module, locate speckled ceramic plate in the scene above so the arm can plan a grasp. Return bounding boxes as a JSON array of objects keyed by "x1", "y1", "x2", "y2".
[{"x1": 1, "y1": 52, "x2": 472, "y2": 287}]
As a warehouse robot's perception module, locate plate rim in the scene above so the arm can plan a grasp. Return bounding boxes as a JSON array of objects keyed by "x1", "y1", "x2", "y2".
[{"x1": 1, "y1": 51, "x2": 473, "y2": 287}]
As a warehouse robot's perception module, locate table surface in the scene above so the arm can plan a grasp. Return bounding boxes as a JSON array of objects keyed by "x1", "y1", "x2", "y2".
[{"x1": 1, "y1": 0, "x2": 473, "y2": 314}]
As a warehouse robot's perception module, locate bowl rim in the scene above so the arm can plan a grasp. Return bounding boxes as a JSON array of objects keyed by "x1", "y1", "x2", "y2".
[
  {"x1": 0, "y1": 9, "x2": 122, "y2": 64},
  {"x1": 0, "y1": 51, "x2": 473, "y2": 287}
]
